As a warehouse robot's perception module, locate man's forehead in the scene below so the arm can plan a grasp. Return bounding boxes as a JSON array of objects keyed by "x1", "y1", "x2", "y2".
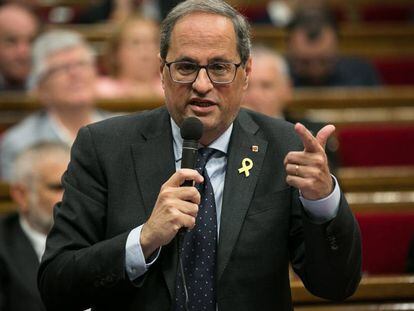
[{"x1": 167, "y1": 12, "x2": 239, "y2": 60}]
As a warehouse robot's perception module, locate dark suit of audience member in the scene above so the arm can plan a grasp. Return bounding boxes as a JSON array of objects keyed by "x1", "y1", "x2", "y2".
[
  {"x1": 0, "y1": 213, "x2": 44, "y2": 311},
  {"x1": 0, "y1": 142, "x2": 69, "y2": 311},
  {"x1": 286, "y1": 9, "x2": 381, "y2": 88}
]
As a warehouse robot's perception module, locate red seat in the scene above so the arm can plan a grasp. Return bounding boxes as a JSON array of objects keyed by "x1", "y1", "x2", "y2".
[
  {"x1": 337, "y1": 125, "x2": 414, "y2": 167},
  {"x1": 361, "y1": 4, "x2": 414, "y2": 22},
  {"x1": 373, "y1": 58, "x2": 414, "y2": 85},
  {"x1": 356, "y1": 213, "x2": 414, "y2": 274}
]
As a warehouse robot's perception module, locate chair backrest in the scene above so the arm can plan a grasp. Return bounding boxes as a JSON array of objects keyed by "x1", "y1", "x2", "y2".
[
  {"x1": 373, "y1": 57, "x2": 414, "y2": 85},
  {"x1": 356, "y1": 212, "x2": 414, "y2": 274},
  {"x1": 337, "y1": 124, "x2": 414, "y2": 167}
]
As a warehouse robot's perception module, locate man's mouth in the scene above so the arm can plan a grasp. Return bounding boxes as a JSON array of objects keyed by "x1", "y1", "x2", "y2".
[{"x1": 190, "y1": 99, "x2": 216, "y2": 107}]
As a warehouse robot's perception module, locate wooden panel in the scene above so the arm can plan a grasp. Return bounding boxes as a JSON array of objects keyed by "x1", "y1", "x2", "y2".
[
  {"x1": 338, "y1": 167, "x2": 414, "y2": 192},
  {"x1": 292, "y1": 275, "x2": 414, "y2": 303},
  {"x1": 295, "y1": 302, "x2": 414, "y2": 311},
  {"x1": 252, "y1": 23, "x2": 414, "y2": 57},
  {"x1": 47, "y1": 22, "x2": 414, "y2": 58}
]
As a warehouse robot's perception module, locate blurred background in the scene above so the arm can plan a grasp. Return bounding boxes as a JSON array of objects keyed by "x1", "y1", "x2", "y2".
[{"x1": 0, "y1": 1, "x2": 413, "y2": 310}]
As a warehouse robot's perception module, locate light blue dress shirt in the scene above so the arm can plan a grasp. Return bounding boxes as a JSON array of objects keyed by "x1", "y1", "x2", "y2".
[{"x1": 125, "y1": 118, "x2": 341, "y2": 280}]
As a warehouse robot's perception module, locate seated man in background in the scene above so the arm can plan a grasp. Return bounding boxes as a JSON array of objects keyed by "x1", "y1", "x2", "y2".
[
  {"x1": 243, "y1": 45, "x2": 339, "y2": 169},
  {"x1": 0, "y1": 142, "x2": 69, "y2": 311},
  {"x1": 0, "y1": 3, "x2": 39, "y2": 91},
  {"x1": 0, "y1": 29, "x2": 112, "y2": 181},
  {"x1": 286, "y1": 9, "x2": 381, "y2": 87}
]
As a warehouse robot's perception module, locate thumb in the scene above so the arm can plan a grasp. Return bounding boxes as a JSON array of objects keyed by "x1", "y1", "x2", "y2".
[{"x1": 316, "y1": 125, "x2": 336, "y2": 149}]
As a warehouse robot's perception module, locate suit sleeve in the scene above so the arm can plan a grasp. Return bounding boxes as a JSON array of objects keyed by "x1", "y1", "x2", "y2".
[
  {"x1": 289, "y1": 189, "x2": 362, "y2": 301},
  {"x1": 38, "y1": 126, "x2": 135, "y2": 310}
]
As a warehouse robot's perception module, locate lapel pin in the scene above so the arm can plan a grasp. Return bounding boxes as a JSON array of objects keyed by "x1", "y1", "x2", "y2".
[
  {"x1": 238, "y1": 158, "x2": 253, "y2": 177},
  {"x1": 251, "y1": 145, "x2": 259, "y2": 152}
]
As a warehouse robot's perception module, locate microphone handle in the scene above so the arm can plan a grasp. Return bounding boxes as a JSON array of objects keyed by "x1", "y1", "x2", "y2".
[{"x1": 178, "y1": 140, "x2": 198, "y2": 311}]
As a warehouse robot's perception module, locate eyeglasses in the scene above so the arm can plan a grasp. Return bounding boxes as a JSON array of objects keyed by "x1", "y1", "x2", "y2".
[
  {"x1": 40, "y1": 59, "x2": 93, "y2": 81},
  {"x1": 164, "y1": 60, "x2": 242, "y2": 84}
]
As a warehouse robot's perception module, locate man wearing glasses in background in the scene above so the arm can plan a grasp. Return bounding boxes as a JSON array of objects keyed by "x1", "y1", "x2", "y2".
[
  {"x1": 0, "y1": 29, "x2": 111, "y2": 181},
  {"x1": 39, "y1": 1, "x2": 362, "y2": 310},
  {"x1": 0, "y1": 142, "x2": 69, "y2": 311}
]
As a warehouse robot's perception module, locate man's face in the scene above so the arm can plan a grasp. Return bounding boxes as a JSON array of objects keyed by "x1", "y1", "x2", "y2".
[
  {"x1": 37, "y1": 46, "x2": 97, "y2": 109},
  {"x1": 243, "y1": 54, "x2": 292, "y2": 118},
  {"x1": 288, "y1": 27, "x2": 337, "y2": 85},
  {"x1": 161, "y1": 12, "x2": 251, "y2": 145},
  {"x1": 26, "y1": 157, "x2": 67, "y2": 234},
  {"x1": 0, "y1": 6, "x2": 38, "y2": 84}
]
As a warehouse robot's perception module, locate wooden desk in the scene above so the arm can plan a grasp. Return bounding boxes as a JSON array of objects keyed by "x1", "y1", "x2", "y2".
[
  {"x1": 252, "y1": 23, "x2": 414, "y2": 57},
  {"x1": 0, "y1": 87, "x2": 413, "y2": 126},
  {"x1": 292, "y1": 275, "x2": 414, "y2": 304},
  {"x1": 338, "y1": 166, "x2": 414, "y2": 193},
  {"x1": 288, "y1": 87, "x2": 414, "y2": 125},
  {"x1": 50, "y1": 22, "x2": 414, "y2": 58}
]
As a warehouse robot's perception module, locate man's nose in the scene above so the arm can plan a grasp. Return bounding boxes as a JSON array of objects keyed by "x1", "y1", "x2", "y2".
[{"x1": 192, "y1": 68, "x2": 213, "y2": 94}]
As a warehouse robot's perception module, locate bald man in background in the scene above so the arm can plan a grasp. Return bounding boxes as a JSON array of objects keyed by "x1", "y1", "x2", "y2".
[{"x1": 0, "y1": 3, "x2": 39, "y2": 91}]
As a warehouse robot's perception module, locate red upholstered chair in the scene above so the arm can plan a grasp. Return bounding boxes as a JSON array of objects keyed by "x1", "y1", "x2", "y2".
[
  {"x1": 356, "y1": 213, "x2": 414, "y2": 274},
  {"x1": 373, "y1": 58, "x2": 414, "y2": 86},
  {"x1": 337, "y1": 125, "x2": 414, "y2": 167},
  {"x1": 360, "y1": 4, "x2": 414, "y2": 22}
]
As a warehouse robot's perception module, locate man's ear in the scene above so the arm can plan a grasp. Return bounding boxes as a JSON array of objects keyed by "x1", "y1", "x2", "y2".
[
  {"x1": 243, "y1": 56, "x2": 252, "y2": 90},
  {"x1": 158, "y1": 53, "x2": 165, "y2": 88},
  {"x1": 9, "y1": 184, "x2": 30, "y2": 214}
]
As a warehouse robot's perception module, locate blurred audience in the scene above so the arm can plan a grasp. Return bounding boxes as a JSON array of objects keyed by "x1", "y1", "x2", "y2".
[
  {"x1": 0, "y1": 29, "x2": 112, "y2": 181},
  {"x1": 95, "y1": 15, "x2": 163, "y2": 99},
  {"x1": 0, "y1": 3, "x2": 39, "y2": 91},
  {"x1": 243, "y1": 45, "x2": 339, "y2": 169},
  {"x1": 0, "y1": 142, "x2": 69, "y2": 311},
  {"x1": 78, "y1": 0, "x2": 182, "y2": 23},
  {"x1": 286, "y1": 9, "x2": 381, "y2": 87},
  {"x1": 243, "y1": 45, "x2": 292, "y2": 117}
]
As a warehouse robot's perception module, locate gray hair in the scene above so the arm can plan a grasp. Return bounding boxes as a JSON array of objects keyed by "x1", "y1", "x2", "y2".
[
  {"x1": 11, "y1": 142, "x2": 70, "y2": 185},
  {"x1": 27, "y1": 29, "x2": 95, "y2": 89},
  {"x1": 251, "y1": 45, "x2": 290, "y2": 78},
  {"x1": 160, "y1": 0, "x2": 251, "y2": 64}
]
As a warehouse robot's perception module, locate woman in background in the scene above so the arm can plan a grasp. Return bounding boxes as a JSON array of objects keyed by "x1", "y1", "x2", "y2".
[{"x1": 95, "y1": 15, "x2": 163, "y2": 99}]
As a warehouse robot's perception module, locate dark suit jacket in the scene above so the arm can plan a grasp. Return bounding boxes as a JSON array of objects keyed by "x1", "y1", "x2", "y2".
[
  {"x1": 289, "y1": 56, "x2": 381, "y2": 87},
  {"x1": 38, "y1": 107, "x2": 361, "y2": 311},
  {"x1": 0, "y1": 213, "x2": 46, "y2": 311}
]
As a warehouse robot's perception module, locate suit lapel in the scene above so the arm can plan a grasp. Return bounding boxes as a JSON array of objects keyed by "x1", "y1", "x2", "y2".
[
  {"x1": 130, "y1": 109, "x2": 176, "y2": 218},
  {"x1": 130, "y1": 108, "x2": 178, "y2": 300},
  {"x1": 217, "y1": 111, "x2": 268, "y2": 281}
]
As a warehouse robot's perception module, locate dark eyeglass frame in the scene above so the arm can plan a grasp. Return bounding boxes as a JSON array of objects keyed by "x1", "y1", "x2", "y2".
[{"x1": 164, "y1": 60, "x2": 243, "y2": 84}]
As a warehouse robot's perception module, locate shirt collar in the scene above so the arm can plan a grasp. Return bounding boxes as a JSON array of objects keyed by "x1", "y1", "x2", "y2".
[
  {"x1": 19, "y1": 217, "x2": 47, "y2": 262},
  {"x1": 171, "y1": 118, "x2": 233, "y2": 162}
]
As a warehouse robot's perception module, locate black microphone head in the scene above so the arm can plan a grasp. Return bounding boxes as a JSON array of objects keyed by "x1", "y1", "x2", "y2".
[{"x1": 180, "y1": 117, "x2": 203, "y2": 141}]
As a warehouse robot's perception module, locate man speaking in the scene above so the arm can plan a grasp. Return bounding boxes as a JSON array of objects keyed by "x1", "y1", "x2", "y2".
[{"x1": 38, "y1": 1, "x2": 362, "y2": 310}]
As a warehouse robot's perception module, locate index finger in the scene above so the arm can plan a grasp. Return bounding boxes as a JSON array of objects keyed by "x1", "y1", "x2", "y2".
[
  {"x1": 294, "y1": 123, "x2": 321, "y2": 153},
  {"x1": 164, "y1": 169, "x2": 204, "y2": 188}
]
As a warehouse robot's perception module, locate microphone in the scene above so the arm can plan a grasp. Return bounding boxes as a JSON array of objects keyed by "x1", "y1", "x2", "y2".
[
  {"x1": 178, "y1": 117, "x2": 203, "y2": 311},
  {"x1": 180, "y1": 117, "x2": 203, "y2": 186}
]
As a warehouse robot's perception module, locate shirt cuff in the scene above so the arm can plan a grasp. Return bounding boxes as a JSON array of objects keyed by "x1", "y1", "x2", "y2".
[
  {"x1": 125, "y1": 225, "x2": 161, "y2": 281},
  {"x1": 299, "y1": 175, "x2": 341, "y2": 224}
]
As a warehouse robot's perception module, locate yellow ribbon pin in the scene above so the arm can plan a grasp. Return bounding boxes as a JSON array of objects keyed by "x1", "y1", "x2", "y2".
[{"x1": 238, "y1": 158, "x2": 253, "y2": 177}]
